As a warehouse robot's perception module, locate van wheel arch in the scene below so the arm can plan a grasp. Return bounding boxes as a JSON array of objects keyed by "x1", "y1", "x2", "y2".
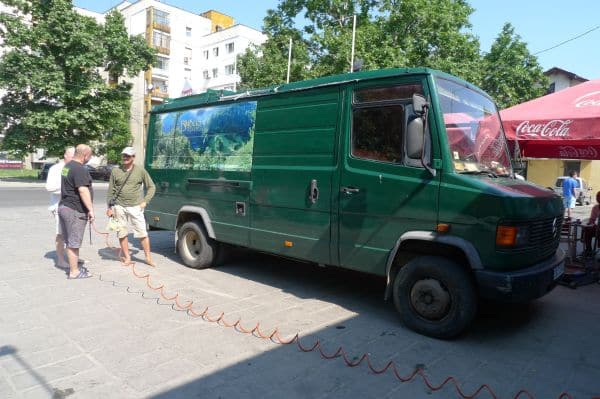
[{"x1": 384, "y1": 234, "x2": 480, "y2": 301}]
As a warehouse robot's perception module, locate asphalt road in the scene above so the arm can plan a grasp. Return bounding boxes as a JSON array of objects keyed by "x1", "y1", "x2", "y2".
[{"x1": 0, "y1": 182, "x2": 108, "y2": 208}]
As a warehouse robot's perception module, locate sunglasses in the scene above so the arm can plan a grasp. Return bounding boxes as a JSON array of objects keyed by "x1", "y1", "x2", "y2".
[{"x1": 122, "y1": 154, "x2": 133, "y2": 158}]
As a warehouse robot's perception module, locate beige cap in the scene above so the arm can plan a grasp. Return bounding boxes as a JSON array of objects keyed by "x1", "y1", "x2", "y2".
[{"x1": 121, "y1": 147, "x2": 136, "y2": 156}]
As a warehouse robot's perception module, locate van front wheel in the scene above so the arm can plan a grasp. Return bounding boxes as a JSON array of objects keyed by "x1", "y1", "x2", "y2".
[
  {"x1": 393, "y1": 256, "x2": 476, "y2": 339},
  {"x1": 177, "y1": 221, "x2": 217, "y2": 269}
]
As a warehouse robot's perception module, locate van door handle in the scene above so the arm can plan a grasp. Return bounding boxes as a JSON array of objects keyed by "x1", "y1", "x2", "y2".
[
  {"x1": 309, "y1": 179, "x2": 319, "y2": 203},
  {"x1": 340, "y1": 186, "x2": 360, "y2": 194}
]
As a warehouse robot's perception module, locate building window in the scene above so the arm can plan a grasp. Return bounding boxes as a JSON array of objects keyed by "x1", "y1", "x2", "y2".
[
  {"x1": 155, "y1": 56, "x2": 169, "y2": 71},
  {"x1": 152, "y1": 79, "x2": 168, "y2": 93},
  {"x1": 154, "y1": 9, "x2": 170, "y2": 26},
  {"x1": 186, "y1": 27, "x2": 192, "y2": 37},
  {"x1": 153, "y1": 31, "x2": 170, "y2": 49},
  {"x1": 225, "y1": 64, "x2": 235, "y2": 75},
  {"x1": 203, "y1": 50, "x2": 209, "y2": 60},
  {"x1": 547, "y1": 82, "x2": 556, "y2": 94},
  {"x1": 184, "y1": 47, "x2": 192, "y2": 66},
  {"x1": 226, "y1": 42, "x2": 234, "y2": 53},
  {"x1": 215, "y1": 25, "x2": 223, "y2": 32},
  {"x1": 212, "y1": 68, "x2": 218, "y2": 78},
  {"x1": 213, "y1": 47, "x2": 219, "y2": 57},
  {"x1": 203, "y1": 70, "x2": 209, "y2": 79},
  {"x1": 184, "y1": 68, "x2": 192, "y2": 80}
]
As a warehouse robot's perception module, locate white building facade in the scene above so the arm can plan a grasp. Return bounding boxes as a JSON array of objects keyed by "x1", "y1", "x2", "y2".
[{"x1": 198, "y1": 25, "x2": 266, "y2": 92}]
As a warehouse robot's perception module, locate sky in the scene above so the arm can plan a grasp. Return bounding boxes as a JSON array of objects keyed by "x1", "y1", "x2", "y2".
[{"x1": 73, "y1": 0, "x2": 600, "y2": 80}]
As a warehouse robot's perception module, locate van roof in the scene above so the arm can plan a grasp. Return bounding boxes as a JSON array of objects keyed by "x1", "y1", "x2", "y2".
[{"x1": 150, "y1": 67, "x2": 485, "y2": 113}]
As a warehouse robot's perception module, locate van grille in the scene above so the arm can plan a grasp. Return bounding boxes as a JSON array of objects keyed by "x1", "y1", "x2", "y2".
[{"x1": 527, "y1": 217, "x2": 562, "y2": 258}]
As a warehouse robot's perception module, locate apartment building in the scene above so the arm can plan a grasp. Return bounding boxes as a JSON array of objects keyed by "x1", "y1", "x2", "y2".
[
  {"x1": 198, "y1": 25, "x2": 266, "y2": 92},
  {"x1": 76, "y1": 0, "x2": 266, "y2": 160}
]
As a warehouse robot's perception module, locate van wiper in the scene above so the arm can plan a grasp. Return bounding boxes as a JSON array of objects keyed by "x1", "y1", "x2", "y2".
[{"x1": 458, "y1": 170, "x2": 498, "y2": 178}]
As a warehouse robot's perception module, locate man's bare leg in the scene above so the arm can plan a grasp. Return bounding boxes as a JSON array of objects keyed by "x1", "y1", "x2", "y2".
[
  {"x1": 66, "y1": 247, "x2": 81, "y2": 278},
  {"x1": 56, "y1": 234, "x2": 68, "y2": 267},
  {"x1": 140, "y1": 236, "x2": 155, "y2": 266},
  {"x1": 119, "y1": 236, "x2": 131, "y2": 264}
]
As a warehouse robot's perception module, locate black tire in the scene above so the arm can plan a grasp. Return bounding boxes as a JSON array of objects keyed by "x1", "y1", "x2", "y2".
[
  {"x1": 392, "y1": 256, "x2": 477, "y2": 339},
  {"x1": 177, "y1": 221, "x2": 217, "y2": 269}
]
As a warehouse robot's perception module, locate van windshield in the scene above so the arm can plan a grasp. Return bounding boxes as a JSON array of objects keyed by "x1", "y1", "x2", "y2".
[{"x1": 435, "y1": 77, "x2": 512, "y2": 176}]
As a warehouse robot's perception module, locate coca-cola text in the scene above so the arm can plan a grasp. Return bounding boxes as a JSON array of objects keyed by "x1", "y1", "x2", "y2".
[
  {"x1": 574, "y1": 91, "x2": 600, "y2": 108},
  {"x1": 516, "y1": 119, "x2": 572, "y2": 138}
]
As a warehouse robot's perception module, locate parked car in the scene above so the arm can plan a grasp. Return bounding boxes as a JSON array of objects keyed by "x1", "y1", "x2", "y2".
[
  {"x1": 94, "y1": 164, "x2": 116, "y2": 181},
  {"x1": 553, "y1": 176, "x2": 592, "y2": 205},
  {"x1": 38, "y1": 162, "x2": 54, "y2": 180},
  {"x1": 86, "y1": 164, "x2": 116, "y2": 181}
]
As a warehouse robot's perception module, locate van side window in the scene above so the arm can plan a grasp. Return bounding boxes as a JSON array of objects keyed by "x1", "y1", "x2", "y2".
[
  {"x1": 352, "y1": 105, "x2": 404, "y2": 163},
  {"x1": 352, "y1": 84, "x2": 423, "y2": 164}
]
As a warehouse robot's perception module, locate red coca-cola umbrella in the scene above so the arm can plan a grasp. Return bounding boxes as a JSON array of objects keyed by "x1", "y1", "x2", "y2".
[{"x1": 500, "y1": 79, "x2": 600, "y2": 159}]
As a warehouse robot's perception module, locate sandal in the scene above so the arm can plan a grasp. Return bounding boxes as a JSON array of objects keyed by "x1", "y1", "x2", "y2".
[{"x1": 68, "y1": 269, "x2": 92, "y2": 279}]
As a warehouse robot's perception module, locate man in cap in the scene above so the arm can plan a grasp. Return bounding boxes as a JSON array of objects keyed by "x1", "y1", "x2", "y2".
[{"x1": 106, "y1": 147, "x2": 156, "y2": 266}]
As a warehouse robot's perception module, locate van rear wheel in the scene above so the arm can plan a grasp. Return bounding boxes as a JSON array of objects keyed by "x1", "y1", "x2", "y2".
[
  {"x1": 393, "y1": 256, "x2": 476, "y2": 339},
  {"x1": 177, "y1": 221, "x2": 217, "y2": 269}
]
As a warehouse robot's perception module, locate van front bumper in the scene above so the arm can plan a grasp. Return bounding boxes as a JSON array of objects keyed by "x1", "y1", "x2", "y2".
[{"x1": 474, "y1": 248, "x2": 565, "y2": 302}]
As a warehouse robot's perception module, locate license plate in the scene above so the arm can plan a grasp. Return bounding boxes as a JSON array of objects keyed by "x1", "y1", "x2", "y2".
[{"x1": 553, "y1": 262, "x2": 565, "y2": 280}]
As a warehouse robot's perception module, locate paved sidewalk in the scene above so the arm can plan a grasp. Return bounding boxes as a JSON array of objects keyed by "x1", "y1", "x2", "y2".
[{"x1": 0, "y1": 182, "x2": 599, "y2": 399}]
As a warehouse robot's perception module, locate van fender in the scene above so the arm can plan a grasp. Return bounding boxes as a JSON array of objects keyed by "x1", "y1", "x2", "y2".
[
  {"x1": 177, "y1": 206, "x2": 216, "y2": 238},
  {"x1": 383, "y1": 231, "x2": 482, "y2": 300}
]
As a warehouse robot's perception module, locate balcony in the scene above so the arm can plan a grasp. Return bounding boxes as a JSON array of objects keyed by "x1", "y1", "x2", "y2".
[
  {"x1": 154, "y1": 46, "x2": 170, "y2": 55},
  {"x1": 151, "y1": 88, "x2": 169, "y2": 99},
  {"x1": 153, "y1": 21, "x2": 171, "y2": 33}
]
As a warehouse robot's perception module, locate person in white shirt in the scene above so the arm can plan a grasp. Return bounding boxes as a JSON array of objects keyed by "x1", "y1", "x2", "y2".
[{"x1": 45, "y1": 147, "x2": 74, "y2": 268}]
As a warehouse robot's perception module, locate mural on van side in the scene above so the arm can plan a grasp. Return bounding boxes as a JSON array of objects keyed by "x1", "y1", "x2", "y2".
[{"x1": 151, "y1": 101, "x2": 256, "y2": 172}]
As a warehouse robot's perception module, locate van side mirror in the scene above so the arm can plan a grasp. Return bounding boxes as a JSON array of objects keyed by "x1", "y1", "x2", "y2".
[
  {"x1": 407, "y1": 93, "x2": 428, "y2": 158},
  {"x1": 407, "y1": 116, "x2": 424, "y2": 159},
  {"x1": 408, "y1": 93, "x2": 436, "y2": 177}
]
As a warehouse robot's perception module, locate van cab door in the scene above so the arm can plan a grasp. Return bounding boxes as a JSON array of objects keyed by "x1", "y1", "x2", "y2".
[{"x1": 337, "y1": 79, "x2": 441, "y2": 275}]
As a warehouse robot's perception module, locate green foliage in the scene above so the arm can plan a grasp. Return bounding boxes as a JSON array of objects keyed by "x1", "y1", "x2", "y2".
[
  {"x1": 238, "y1": 0, "x2": 481, "y2": 87},
  {"x1": 480, "y1": 23, "x2": 548, "y2": 109},
  {"x1": 238, "y1": 1, "x2": 547, "y2": 109},
  {"x1": 0, "y1": 0, "x2": 156, "y2": 158}
]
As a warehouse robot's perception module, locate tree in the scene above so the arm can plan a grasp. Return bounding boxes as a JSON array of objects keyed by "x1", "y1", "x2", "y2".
[
  {"x1": 238, "y1": 0, "x2": 482, "y2": 88},
  {"x1": 0, "y1": 0, "x2": 155, "y2": 159},
  {"x1": 237, "y1": 8, "x2": 311, "y2": 89},
  {"x1": 480, "y1": 23, "x2": 548, "y2": 109}
]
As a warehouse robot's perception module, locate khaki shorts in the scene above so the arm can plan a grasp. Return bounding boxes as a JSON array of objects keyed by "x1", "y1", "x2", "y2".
[{"x1": 113, "y1": 205, "x2": 148, "y2": 239}]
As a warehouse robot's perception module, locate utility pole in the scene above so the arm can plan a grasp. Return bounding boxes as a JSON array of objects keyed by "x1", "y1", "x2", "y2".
[
  {"x1": 286, "y1": 38, "x2": 293, "y2": 84},
  {"x1": 350, "y1": 14, "x2": 356, "y2": 73}
]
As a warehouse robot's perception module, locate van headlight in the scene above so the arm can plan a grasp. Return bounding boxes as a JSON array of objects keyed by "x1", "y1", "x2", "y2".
[{"x1": 496, "y1": 225, "x2": 530, "y2": 248}]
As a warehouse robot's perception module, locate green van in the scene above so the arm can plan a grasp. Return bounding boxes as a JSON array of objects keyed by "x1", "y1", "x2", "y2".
[{"x1": 144, "y1": 68, "x2": 565, "y2": 338}]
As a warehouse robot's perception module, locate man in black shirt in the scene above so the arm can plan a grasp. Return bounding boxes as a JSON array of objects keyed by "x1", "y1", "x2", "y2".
[{"x1": 58, "y1": 144, "x2": 95, "y2": 279}]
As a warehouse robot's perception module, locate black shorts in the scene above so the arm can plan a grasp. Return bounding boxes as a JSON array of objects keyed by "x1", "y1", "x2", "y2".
[{"x1": 58, "y1": 206, "x2": 87, "y2": 249}]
